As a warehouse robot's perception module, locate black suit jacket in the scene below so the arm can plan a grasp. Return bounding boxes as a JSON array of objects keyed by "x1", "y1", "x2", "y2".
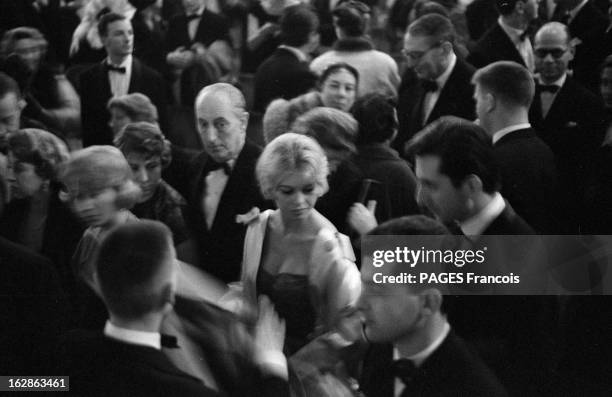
[
  {"x1": 529, "y1": 76, "x2": 606, "y2": 231},
  {"x1": 359, "y1": 331, "x2": 508, "y2": 397},
  {"x1": 253, "y1": 47, "x2": 317, "y2": 113},
  {"x1": 59, "y1": 330, "x2": 219, "y2": 397},
  {"x1": 165, "y1": 9, "x2": 231, "y2": 51},
  {"x1": 395, "y1": 58, "x2": 476, "y2": 154},
  {"x1": 183, "y1": 141, "x2": 269, "y2": 282},
  {"x1": 80, "y1": 57, "x2": 167, "y2": 147},
  {"x1": 494, "y1": 128, "x2": 557, "y2": 233},
  {"x1": 465, "y1": 0, "x2": 500, "y2": 41},
  {"x1": 467, "y1": 22, "x2": 526, "y2": 69}
]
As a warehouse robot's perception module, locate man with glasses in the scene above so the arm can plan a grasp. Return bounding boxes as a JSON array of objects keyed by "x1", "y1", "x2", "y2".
[
  {"x1": 529, "y1": 22, "x2": 606, "y2": 233},
  {"x1": 394, "y1": 14, "x2": 475, "y2": 156}
]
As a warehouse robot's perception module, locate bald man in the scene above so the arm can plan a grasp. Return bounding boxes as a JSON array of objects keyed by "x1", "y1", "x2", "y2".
[{"x1": 183, "y1": 83, "x2": 269, "y2": 282}]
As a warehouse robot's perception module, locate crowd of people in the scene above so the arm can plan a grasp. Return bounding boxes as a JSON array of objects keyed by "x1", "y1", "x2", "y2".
[{"x1": 1, "y1": 0, "x2": 612, "y2": 396}]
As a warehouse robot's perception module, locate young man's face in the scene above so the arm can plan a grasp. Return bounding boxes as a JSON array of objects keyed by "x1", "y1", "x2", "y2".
[{"x1": 102, "y1": 19, "x2": 134, "y2": 59}]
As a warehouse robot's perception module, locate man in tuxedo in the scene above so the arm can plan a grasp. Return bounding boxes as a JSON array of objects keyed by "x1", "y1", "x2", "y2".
[
  {"x1": 59, "y1": 220, "x2": 289, "y2": 396},
  {"x1": 253, "y1": 5, "x2": 319, "y2": 113},
  {"x1": 183, "y1": 83, "x2": 268, "y2": 283},
  {"x1": 165, "y1": 0, "x2": 232, "y2": 106},
  {"x1": 473, "y1": 61, "x2": 557, "y2": 233},
  {"x1": 529, "y1": 22, "x2": 606, "y2": 232},
  {"x1": 467, "y1": 0, "x2": 538, "y2": 71},
  {"x1": 357, "y1": 216, "x2": 508, "y2": 397},
  {"x1": 553, "y1": 0, "x2": 608, "y2": 92},
  {"x1": 394, "y1": 14, "x2": 475, "y2": 155},
  {"x1": 80, "y1": 12, "x2": 166, "y2": 147}
]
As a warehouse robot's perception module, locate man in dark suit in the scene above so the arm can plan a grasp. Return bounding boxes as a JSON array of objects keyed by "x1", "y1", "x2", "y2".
[
  {"x1": 165, "y1": 0, "x2": 232, "y2": 106},
  {"x1": 467, "y1": 0, "x2": 538, "y2": 71},
  {"x1": 357, "y1": 216, "x2": 508, "y2": 397},
  {"x1": 80, "y1": 12, "x2": 166, "y2": 147},
  {"x1": 529, "y1": 22, "x2": 606, "y2": 232},
  {"x1": 465, "y1": 0, "x2": 500, "y2": 41},
  {"x1": 552, "y1": 0, "x2": 608, "y2": 92},
  {"x1": 59, "y1": 220, "x2": 289, "y2": 396},
  {"x1": 395, "y1": 14, "x2": 476, "y2": 155},
  {"x1": 253, "y1": 5, "x2": 319, "y2": 113},
  {"x1": 473, "y1": 61, "x2": 557, "y2": 233},
  {"x1": 183, "y1": 83, "x2": 268, "y2": 283}
]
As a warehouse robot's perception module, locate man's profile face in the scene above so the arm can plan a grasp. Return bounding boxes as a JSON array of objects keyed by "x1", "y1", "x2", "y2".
[
  {"x1": 103, "y1": 19, "x2": 134, "y2": 58},
  {"x1": 403, "y1": 34, "x2": 445, "y2": 81},
  {"x1": 0, "y1": 93, "x2": 23, "y2": 148},
  {"x1": 415, "y1": 155, "x2": 469, "y2": 224},
  {"x1": 357, "y1": 259, "x2": 423, "y2": 343},
  {"x1": 196, "y1": 93, "x2": 247, "y2": 163}
]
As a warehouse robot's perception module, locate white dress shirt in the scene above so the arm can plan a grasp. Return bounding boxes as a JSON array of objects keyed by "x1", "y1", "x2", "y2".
[
  {"x1": 107, "y1": 55, "x2": 132, "y2": 98},
  {"x1": 104, "y1": 320, "x2": 161, "y2": 350},
  {"x1": 393, "y1": 321, "x2": 451, "y2": 397},
  {"x1": 492, "y1": 122, "x2": 532, "y2": 145},
  {"x1": 498, "y1": 18, "x2": 534, "y2": 73},
  {"x1": 460, "y1": 192, "x2": 506, "y2": 238},
  {"x1": 538, "y1": 73, "x2": 566, "y2": 119},
  {"x1": 423, "y1": 52, "x2": 457, "y2": 123},
  {"x1": 202, "y1": 159, "x2": 234, "y2": 229}
]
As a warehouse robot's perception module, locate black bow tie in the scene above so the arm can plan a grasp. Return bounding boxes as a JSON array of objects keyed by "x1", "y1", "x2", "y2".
[
  {"x1": 392, "y1": 358, "x2": 418, "y2": 385},
  {"x1": 186, "y1": 13, "x2": 201, "y2": 21},
  {"x1": 105, "y1": 63, "x2": 126, "y2": 74},
  {"x1": 422, "y1": 80, "x2": 438, "y2": 93},
  {"x1": 207, "y1": 161, "x2": 231, "y2": 175},
  {"x1": 160, "y1": 334, "x2": 179, "y2": 348},
  {"x1": 539, "y1": 85, "x2": 560, "y2": 94}
]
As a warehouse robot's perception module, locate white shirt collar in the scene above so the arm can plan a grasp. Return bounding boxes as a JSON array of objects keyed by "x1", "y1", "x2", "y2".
[
  {"x1": 104, "y1": 320, "x2": 161, "y2": 350},
  {"x1": 492, "y1": 122, "x2": 532, "y2": 144},
  {"x1": 393, "y1": 321, "x2": 451, "y2": 367},
  {"x1": 435, "y1": 52, "x2": 456, "y2": 90},
  {"x1": 460, "y1": 192, "x2": 506, "y2": 238},
  {"x1": 568, "y1": 0, "x2": 589, "y2": 22},
  {"x1": 278, "y1": 45, "x2": 309, "y2": 62},
  {"x1": 537, "y1": 72, "x2": 566, "y2": 88},
  {"x1": 498, "y1": 17, "x2": 527, "y2": 45}
]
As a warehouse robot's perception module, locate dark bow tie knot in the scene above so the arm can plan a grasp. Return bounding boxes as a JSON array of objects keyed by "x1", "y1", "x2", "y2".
[
  {"x1": 422, "y1": 80, "x2": 438, "y2": 93},
  {"x1": 186, "y1": 13, "x2": 201, "y2": 21},
  {"x1": 105, "y1": 63, "x2": 126, "y2": 74},
  {"x1": 160, "y1": 334, "x2": 179, "y2": 348},
  {"x1": 392, "y1": 358, "x2": 418, "y2": 385},
  {"x1": 539, "y1": 84, "x2": 560, "y2": 94},
  {"x1": 208, "y1": 161, "x2": 231, "y2": 175}
]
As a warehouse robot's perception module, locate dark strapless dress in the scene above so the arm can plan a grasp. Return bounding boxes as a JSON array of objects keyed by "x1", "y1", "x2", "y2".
[{"x1": 256, "y1": 268, "x2": 317, "y2": 355}]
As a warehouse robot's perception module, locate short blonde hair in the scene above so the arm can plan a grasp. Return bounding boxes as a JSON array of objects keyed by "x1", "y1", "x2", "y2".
[
  {"x1": 59, "y1": 145, "x2": 141, "y2": 209},
  {"x1": 256, "y1": 133, "x2": 329, "y2": 199}
]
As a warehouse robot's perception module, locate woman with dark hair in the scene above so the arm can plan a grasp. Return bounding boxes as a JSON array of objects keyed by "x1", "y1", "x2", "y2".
[
  {"x1": 1, "y1": 27, "x2": 81, "y2": 135},
  {"x1": 347, "y1": 93, "x2": 419, "y2": 235},
  {"x1": 263, "y1": 62, "x2": 359, "y2": 143},
  {"x1": 114, "y1": 121, "x2": 189, "y2": 245},
  {"x1": 0, "y1": 129, "x2": 83, "y2": 288},
  {"x1": 107, "y1": 93, "x2": 158, "y2": 136},
  {"x1": 310, "y1": 0, "x2": 400, "y2": 97}
]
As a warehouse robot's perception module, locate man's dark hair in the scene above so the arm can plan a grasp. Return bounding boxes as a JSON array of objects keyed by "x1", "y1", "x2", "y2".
[
  {"x1": 0, "y1": 71, "x2": 21, "y2": 99},
  {"x1": 407, "y1": 13, "x2": 455, "y2": 46},
  {"x1": 351, "y1": 93, "x2": 398, "y2": 144},
  {"x1": 95, "y1": 220, "x2": 174, "y2": 319},
  {"x1": 496, "y1": 0, "x2": 521, "y2": 15},
  {"x1": 407, "y1": 116, "x2": 500, "y2": 193},
  {"x1": 280, "y1": 5, "x2": 319, "y2": 47},
  {"x1": 472, "y1": 61, "x2": 535, "y2": 108},
  {"x1": 98, "y1": 12, "x2": 128, "y2": 38}
]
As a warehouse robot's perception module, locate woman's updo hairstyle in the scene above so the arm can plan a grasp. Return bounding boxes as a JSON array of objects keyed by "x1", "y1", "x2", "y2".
[{"x1": 114, "y1": 121, "x2": 172, "y2": 168}]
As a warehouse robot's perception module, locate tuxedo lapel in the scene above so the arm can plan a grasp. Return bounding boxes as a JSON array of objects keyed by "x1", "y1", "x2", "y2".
[
  {"x1": 128, "y1": 58, "x2": 141, "y2": 93},
  {"x1": 97, "y1": 62, "x2": 112, "y2": 104},
  {"x1": 409, "y1": 82, "x2": 427, "y2": 133},
  {"x1": 541, "y1": 79, "x2": 569, "y2": 124}
]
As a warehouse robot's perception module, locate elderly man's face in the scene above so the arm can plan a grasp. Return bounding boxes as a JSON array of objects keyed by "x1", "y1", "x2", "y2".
[{"x1": 196, "y1": 93, "x2": 248, "y2": 163}]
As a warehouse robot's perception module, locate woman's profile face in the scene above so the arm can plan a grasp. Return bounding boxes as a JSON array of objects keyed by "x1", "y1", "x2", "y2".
[
  {"x1": 7, "y1": 155, "x2": 45, "y2": 199},
  {"x1": 12, "y1": 38, "x2": 44, "y2": 72},
  {"x1": 272, "y1": 169, "x2": 320, "y2": 222},
  {"x1": 109, "y1": 107, "x2": 132, "y2": 136},
  {"x1": 320, "y1": 69, "x2": 357, "y2": 112},
  {"x1": 71, "y1": 187, "x2": 120, "y2": 227},
  {"x1": 125, "y1": 152, "x2": 162, "y2": 203}
]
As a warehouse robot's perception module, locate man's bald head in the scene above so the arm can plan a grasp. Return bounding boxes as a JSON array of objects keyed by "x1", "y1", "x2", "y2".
[
  {"x1": 195, "y1": 83, "x2": 247, "y2": 116},
  {"x1": 535, "y1": 22, "x2": 571, "y2": 46}
]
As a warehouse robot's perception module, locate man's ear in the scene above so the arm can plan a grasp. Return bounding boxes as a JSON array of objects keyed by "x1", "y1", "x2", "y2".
[
  {"x1": 17, "y1": 98, "x2": 26, "y2": 111},
  {"x1": 160, "y1": 283, "x2": 175, "y2": 314},
  {"x1": 241, "y1": 111, "x2": 250, "y2": 133},
  {"x1": 485, "y1": 92, "x2": 496, "y2": 113},
  {"x1": 417, "y1": 288, "x2": 442, "y2": 326},
  {"x1": 462, "y1": 174, "x2": 484, "y2": 195}
]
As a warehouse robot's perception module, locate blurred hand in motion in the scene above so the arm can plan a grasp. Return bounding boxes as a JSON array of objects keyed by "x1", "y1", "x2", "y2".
[{"x1": 347, "y1": 200, "x2": 378, "y2": 236}]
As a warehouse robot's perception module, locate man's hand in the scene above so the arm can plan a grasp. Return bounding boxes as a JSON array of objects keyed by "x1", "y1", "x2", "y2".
[
  {"x1": 253, "y1": 296, "x2": 288, "y2": 379},
  {"x1": 347, "y1": 201, "x2": 378, "y2": 235}
]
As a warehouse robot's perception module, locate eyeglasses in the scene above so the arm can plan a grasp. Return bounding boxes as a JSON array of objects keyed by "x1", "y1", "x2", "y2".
[
  {"x1": 534, "y1": 48, "x2": 568, "y2": 59},
  {"x1": 401, "y1": 42, "x2": 443, "y2": 61}
]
